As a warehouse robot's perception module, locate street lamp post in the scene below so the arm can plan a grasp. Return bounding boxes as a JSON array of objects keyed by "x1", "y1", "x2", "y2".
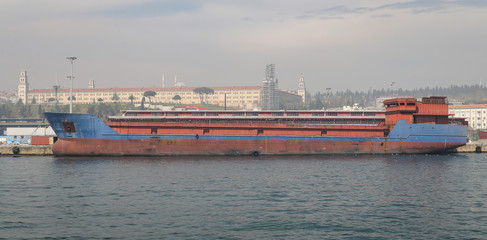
[{"x1": 67, "y1": 57, "x2": 77, "y2": 113}]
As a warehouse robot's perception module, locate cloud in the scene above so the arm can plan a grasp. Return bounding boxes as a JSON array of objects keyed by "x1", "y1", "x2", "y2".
[
  {"x1": 320, "y1": 6, "x2": 369, "y2": 15},
  {"x1": 373, "y1": 0, "x2": 487, "y2": 14},
  {"x1": 296, "y1": 0, "x2": 487, "y2": 20},
  {"x1": 373, "y1": 0, "x2": 449, "y2": 14},
  {"x1": 92, "y1": 0, "x2": 207, "y2": 18},
  {"x1": 371, "y1": 14, "x2": 395, "y2": 18},
  {"x1": 0, "y1": 0, "x2": 486, "y2": 93}
]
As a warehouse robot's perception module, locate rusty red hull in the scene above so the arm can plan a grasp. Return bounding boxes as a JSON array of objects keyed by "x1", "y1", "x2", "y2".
[{"x1": 52, "y1": 137, "x2": 465, "y2": 156}]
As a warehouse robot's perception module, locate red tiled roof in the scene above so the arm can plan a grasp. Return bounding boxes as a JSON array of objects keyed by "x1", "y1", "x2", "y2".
[
  {"x1": 29, "y1": 86, "x2": 262, "y2": 93},
  {"x1": 449, "y1": 104, "x2": 487, "y2": 109},
  {"x1": 177, "y1": 105, "x2": 209, "y2": 110}
]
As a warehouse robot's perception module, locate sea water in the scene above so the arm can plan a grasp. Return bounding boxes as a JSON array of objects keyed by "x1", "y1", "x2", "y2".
[{"x1": 1, "y1": 154, "x2": 486, "y2": 239}]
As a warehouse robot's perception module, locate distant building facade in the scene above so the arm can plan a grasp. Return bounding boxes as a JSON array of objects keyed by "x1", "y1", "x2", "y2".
[
  {"x1": 16, "y1": 67, "x2": 306, "y2": 110},
  {"x1": 449, "y1": 104, "x2": 487, "y2": 130},
  {"x1": 27, "y1": 85, "x2": 262, "y2": 109}
]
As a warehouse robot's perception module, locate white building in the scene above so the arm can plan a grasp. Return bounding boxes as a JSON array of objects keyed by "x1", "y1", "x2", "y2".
[{"x1": 449, "y1": 104, "x2": 487, "y2": 130}]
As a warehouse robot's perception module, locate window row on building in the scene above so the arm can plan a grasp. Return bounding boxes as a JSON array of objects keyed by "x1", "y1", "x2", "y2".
[
  {"x1": 25, "y1": 87, "x2": 263, "y2": 109},
  {"x1": 449, "y1": 104, "x2": 487, "y2": 130}
]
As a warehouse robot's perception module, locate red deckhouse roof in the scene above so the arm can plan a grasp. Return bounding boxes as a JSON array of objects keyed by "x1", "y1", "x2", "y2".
[{"x1": 29, "y1": 86, "x2": 262, "y2": 93}]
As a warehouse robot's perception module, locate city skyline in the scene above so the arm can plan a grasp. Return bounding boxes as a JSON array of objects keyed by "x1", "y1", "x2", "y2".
[{"x1": 1, "y1": 0, "x2": 486, "y2": 93}]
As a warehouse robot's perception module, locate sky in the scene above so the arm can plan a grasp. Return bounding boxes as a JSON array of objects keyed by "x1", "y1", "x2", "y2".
[{"x1": 1, "y1": 0, "x2": 486, "y2": 93}]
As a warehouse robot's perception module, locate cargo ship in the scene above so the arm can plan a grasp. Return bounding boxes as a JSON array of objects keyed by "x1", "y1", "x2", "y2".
[{"x1": 44, "y1": 96, "x2": 468, "y2": 156}]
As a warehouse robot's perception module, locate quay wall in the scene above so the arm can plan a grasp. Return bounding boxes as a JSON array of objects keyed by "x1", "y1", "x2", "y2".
[
  {"x1": 451, "y1": 143, "x2": 487, "y2": 153},
  {"x1": 0, "y1": 145, "x2": 52, "y2": 156}
]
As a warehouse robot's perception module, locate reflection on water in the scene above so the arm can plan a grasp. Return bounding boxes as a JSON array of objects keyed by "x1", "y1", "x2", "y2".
[{"x1": 1, "y1": 154, "x2": 485, "y2": 239}]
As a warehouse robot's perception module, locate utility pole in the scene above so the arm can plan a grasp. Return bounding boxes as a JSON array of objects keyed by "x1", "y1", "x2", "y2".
[{"x1": 67, "y1": 57, "x2": 77, "y2": 113}]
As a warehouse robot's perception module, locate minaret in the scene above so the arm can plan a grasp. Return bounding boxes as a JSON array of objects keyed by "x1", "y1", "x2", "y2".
[
  {"x1": 297, "y1": 75, "x2": 306, "y2": 103},
  {"x1": 17, "y1": 70, "x2": 29, "y2": 104},
  {"x1": 174, "y1": 74, "x2": 177, "y2": 86}
]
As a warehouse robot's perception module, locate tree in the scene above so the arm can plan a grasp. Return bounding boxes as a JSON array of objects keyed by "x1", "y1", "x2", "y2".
[
  {"x1": 111, "y1": 92, "x2": 120, "y2": 102},
  {"x1": 87, "y1": 105, "x2": 96, "y2": 115},
  {"x1": 17, "y1": 99, "x2": 23, "y2": 105},
  {"x1": 0, "y1": 105, "x2": 11, "y2": 118},
  {"x1": 140, "y1": 97, "x2": 146, "y2": 110},
  {"x1": 172, "y1": 94, "x2": 181, "y2": 103},
  {"x1": 31, "y1": 97, "x2": 37, "y2": 104},
  {"x1": 193, "y1": 87, "x2": 214, "y2": 104},
  {"x1": 97, "y1": 98, "x2": 104, "y2": 103},
  {"x1": 48, "y1": 98, "x2": 56, "y2": 102},
  {"x1": 143, "y1": 91, "x2": 157, "y2": 103},
  {"x1": 96, "y1": 102, "x2": 107, "y2": 119},
  {"x1": 309, "y1": 98, "x2": 324, "y2": 110},
  {"x1": 37, "y1": 105, "x2": 43, "y2": 117},
  {"x1": 19, "y1": 105, "x2": 27, "y2": 118},
  {"x1": 128, "y1": 94, "x2": 135, "y2": 104},
  {"x1": 67, "y1": 96, "x2": 76, "y2": 101}
]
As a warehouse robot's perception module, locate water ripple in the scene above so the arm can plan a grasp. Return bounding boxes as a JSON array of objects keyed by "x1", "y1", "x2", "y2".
[{"x1": 0, "y1": 154, "x2": 486, "y2": 239}]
